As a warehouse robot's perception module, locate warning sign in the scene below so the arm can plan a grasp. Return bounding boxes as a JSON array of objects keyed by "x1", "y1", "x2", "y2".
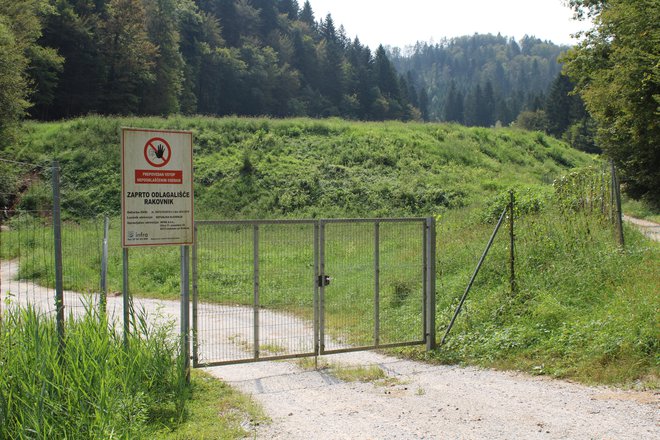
[
  {"x1": 144, "y1": 137, "x2": 171, "y2": 167},
  {"x1": 121, "y1": 128, "x2": 194, "y2": 247}
]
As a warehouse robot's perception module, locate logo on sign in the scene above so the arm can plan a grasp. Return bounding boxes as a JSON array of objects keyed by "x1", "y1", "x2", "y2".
[{"x1": 144, "y1": 137, "x2": 172, "y2": 168}]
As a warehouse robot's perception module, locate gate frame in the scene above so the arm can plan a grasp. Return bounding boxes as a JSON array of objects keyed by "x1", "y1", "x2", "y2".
[{"x1": 191, "y1": 217, "x2": 436, "y2": 367}]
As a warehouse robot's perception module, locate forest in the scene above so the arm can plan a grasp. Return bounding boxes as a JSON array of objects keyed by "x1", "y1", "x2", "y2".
[
  {"x1": 3, "y1": 1, "x2": 581, "y2": 132},
  {"x1": 0, "y1": 0, "x2": 656, "y2": 204}
]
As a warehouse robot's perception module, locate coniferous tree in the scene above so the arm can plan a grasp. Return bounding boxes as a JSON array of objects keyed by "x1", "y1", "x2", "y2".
[
  {"x1": 16, "y1": 0, "x2": 423, "y2": 123},
  {"x1": 374, "y1": 45, "x2": 399, "y2": 99},
  {"x1": 464, "y1": 84, "x2": 482, "y2": 126},
  {"x1": 319, "y1": 14, "x2": 344, "y2": 112},
  {"x1": 299, "y1": 1, "x2": 314, "y2": 27},
  {"x1": 100, "y1": 0, "x2": 157, "y2": 114},
  {"x1": 277, "y1": 0, "x2": 299, "y2": 20},
  {"x1": 479, "y1": 81, "x2": 495, "y2": 126},
  {"x1": 141, "y1": 0, "x2": 184, "y2": 115},
  {"x1": 444, "y1": 81, "x2": 463, "y2": 123},
  {"x1": 418, "y1": 88, "x2": 429, "y2": 121},
  {"x1": 37, "y1": 0, "x2": 102, "y2": 119}
]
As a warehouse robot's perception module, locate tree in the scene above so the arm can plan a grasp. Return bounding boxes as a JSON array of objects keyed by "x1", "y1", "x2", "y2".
[
  {"x1": 545, "y1": 73, "x2": 575, "y2": 137},
  {"x1": 0, "y1": 0, "x2": 62, "y2": 138},
  {"x1": 0, "y1": 19, "x2": 28, "y2": 143},
  {"x1": 100, "y1": 0, "x2": 157, "y2": 114},
  {"x1": 278, "y1": 0, "x2": 299, "y2": 20},
  {"x1": 563, "y1": 0, "x2": 660, "y2": 204},
  {"x1": 418, "y1": 88, "x2": 429, "y2": 121},
  {"x1": 299, "y1": 0, "x2": 314, "y2": 27},
  {"x1": 37, "y1": 0, "x2": 103, "y2": 119},
  {"x1": 319, "y1": 14, "x2": 344, "y2": 111},
  {"x1": 515, "y1": 110, "x2": 548, "y2": 132},
  {"x1": 444, "y1": 81, "x2": 463, "y2": 123},
  {"x1": 374, "y1": 45, "x2": 399, "y2": 99},
  {"x1": 141, "y1": 0, "x2": 184, "y2": 115}
]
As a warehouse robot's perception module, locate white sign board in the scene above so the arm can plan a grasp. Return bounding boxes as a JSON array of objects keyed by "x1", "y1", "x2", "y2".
[{"x1": 121, "y1": 128, "x2": 194, "y2": 247}]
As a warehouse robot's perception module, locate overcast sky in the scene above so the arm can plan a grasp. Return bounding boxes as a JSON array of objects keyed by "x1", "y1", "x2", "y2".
[{"x1": 306, "y1": 0, "x2": 591, "y2": 49}]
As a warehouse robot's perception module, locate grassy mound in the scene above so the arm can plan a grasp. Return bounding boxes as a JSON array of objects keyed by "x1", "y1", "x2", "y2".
[{"x1": 7, "y1": 116, "x2": 593, "y2": 218}]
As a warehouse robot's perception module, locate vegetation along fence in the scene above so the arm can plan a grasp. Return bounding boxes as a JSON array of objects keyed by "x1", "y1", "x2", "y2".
[{"x1": 1, "y1": 156, "x2": 626, "y2": 366}]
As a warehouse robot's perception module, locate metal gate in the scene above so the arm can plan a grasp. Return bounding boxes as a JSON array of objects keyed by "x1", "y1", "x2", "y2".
[{"x1": 192, "y1": 218, "x2": 435, "y2": 367}]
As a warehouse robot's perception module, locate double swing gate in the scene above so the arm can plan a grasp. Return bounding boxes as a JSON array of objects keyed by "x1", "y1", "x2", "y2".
[{"x1": 192, "y1": 218, "x2": 436, "y2": 367}]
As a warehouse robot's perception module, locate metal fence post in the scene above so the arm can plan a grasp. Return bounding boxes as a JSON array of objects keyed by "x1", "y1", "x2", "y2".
[
  {"x1": 192, "y1": 224, "x2": 199, "y2": 367},
  {"x1": 509, "y1": 191, "x2": 516, "y2": 295},
  {"x1": 313, "y1": 222, "x2": 320, "y2": 356},
  {"x1": 180, "y1": 245, "x2": 190, "y2": 385},
  {"x1": 122, "y1": 247, "x2": 130, "y2": 347},
  {"x1": 0, "y1": 217, "x2": 2, "y2": 323},
  {"x1": 374, "y1": 221, "x2": 380, "y2": 347},
  {"x1": 52, "y1": 160, "x2": 65, "y2": 354},
  {"x1": 319, "y1": 221, "x2": 326, "y2": 354},
  {"x1": 441, "y1": 207, "x2": 508, "y2": 345},
  {"x1": 100, "y1": 216, "x2": 109, "y2": 314},
  {"x1": 253, "y1": 225, "x2": 260, "y2": 360},
  {"x1": 611, "y1": 162, "x2": 625, "y2": 248},
  {"x1": 425, "y1": 217, "x2": 436, "y2": 351}
]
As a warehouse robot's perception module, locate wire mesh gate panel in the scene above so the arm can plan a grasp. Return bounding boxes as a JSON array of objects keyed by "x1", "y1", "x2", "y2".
[
  {"x1": 319, "y1": 219, "x2": 431, "y2": 354},
  {"x1": 192, "y1": 218, "x2": 434, "y2": 367}
]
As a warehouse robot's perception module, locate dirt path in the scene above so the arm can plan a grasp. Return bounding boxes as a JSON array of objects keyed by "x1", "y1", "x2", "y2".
[
  {"x1": 624, "y1": 215, "x2": 660, "y2": 242},
  {"x1": 1, "y1": 260, "x2": 658, "y2": 439}
]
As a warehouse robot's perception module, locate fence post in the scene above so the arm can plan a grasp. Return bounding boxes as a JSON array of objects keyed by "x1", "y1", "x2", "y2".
[
  {"x1": 374, "y1": 221, "x2": 380, "y2": 347},
  {"x1": 509, "y1": 190, "x2": 516, "y2": 295},
  {"x1": 611, "y1": 162, "x2": 625, "y2": 248},
  {"x1": 52, "y1": 160, "x2": 65, "y2": 354},
  {"x1": 0, "y1": 216, "x2": 3, "y2": 322},
  {"x1": 192, "y1": 225, "x2": 199, "y2": 367},
  {"x1": 122, "y1": 247, "x2": 129, "y2": 346},
  {"x1": 425, "y1": 217, "x2": 436, "y2": 351},
  {"x1": 252, "y1": 225, "x2": 259, "y2": 360},
  {"x1": 180, "y1": 245, "x2": 191, "y2": 385},
  {"x1": 100, "y1": 216, "x2": 109, "y2": 314},
  {"x1": 441, "y1": 206, "x2": 508, "y2": 345}
]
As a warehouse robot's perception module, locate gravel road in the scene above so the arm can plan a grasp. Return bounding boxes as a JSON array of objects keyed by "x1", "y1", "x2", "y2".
[
  {"x1": 2, "y1": 260, "x2": 658, "y2": 439},
  {"x1": 624, "y1": 215, "x2": 660, "y2": 242}
]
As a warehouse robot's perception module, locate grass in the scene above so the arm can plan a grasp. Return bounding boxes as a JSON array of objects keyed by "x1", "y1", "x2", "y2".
[
  {"x1": 156, "y1": 370, "x2": 267, "y2": 440},
  {"x1": 622, "y1": 197, "x2": 660, "y2": 223},
  {"x1": 0, "y1": 304, "x2": 186, "y2": 439},
  {"x1": 0, "y1": 216, "x2": 427, "y2": 348},
  {"x1": 394, "y1": 203, "x2": 660, "y2": 388},
  {"x1": 0, "y1": 304, "x2": 265, "y2": 439},
  {"x1": 1, "y1": 116, "x2": 657, "y2": 389},
  {"x1": 4, "y1": 116, "x2": 594, "y2": 219},
  {"x1": 296, "y1": 357, "x2": 387, "y2": 383}
]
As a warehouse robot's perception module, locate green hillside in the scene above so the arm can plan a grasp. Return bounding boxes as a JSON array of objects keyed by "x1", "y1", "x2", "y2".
[
  {"x1": 8, "y1": 116, "x2": 593, "y2": 218},
  {"x1": 3, "y1": 116, "x2": 657, "y2": 388}
]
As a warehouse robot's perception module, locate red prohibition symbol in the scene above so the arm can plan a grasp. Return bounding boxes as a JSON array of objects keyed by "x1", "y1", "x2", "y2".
[{"x1": 144, "y1": 137, "x2": 172, "y2": 168}]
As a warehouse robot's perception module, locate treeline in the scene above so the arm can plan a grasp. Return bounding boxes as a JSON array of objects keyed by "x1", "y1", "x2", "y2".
[
  {"x1": 391, "y1": 34, "x2": 566, "y2": 126},
  {"x1": 390, "y1": 34, "x2": 595, "y2": 151},
  {"x1": 12, "y1": 0, "x2": 422, "y2": 122}
]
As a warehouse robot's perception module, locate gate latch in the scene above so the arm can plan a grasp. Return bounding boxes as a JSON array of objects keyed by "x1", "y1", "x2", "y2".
[{"x1": 318, "y1": 275, "x2": 331, "y2": 287}]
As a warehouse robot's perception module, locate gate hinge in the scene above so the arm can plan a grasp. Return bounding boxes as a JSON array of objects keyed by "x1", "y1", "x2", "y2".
[{"x1": 317, "y1": 275, "x2": 331, "y2": 287}]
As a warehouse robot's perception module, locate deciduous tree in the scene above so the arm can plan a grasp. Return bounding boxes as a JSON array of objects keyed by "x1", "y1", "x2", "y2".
[{"x1": 562, "y1": 0, "x2": 660, "y2": 204}]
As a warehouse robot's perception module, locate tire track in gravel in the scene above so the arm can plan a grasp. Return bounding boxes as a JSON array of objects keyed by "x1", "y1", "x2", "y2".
[{"x1": 2, "y1": 259, "x2": 658, "y2": 439}]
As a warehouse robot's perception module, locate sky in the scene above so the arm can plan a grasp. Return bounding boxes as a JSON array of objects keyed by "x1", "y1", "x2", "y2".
[{"x1": 306, "y1": 0, "x2": 592, "y2": 49}]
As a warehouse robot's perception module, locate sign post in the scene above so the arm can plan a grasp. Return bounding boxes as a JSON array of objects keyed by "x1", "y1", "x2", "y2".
[{"x1": 121, "y1": 128, "x2": 194, "y2": 382}]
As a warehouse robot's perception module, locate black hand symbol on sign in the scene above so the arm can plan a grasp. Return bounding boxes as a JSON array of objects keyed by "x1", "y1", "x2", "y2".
[{"x1": 155, "y1": 144, "x2": 166, "y2": 159}]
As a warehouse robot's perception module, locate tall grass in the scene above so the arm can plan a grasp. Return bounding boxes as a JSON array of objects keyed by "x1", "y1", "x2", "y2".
[
  {"x1": 411, "y1": 173, "x2": 660, "y2": 386},
  {"x1": 8, "y1": 116, "x2": 595, "y2": 219},
  {"x1": 0, "y1": 304, "x2": 188, "y2": 439}
]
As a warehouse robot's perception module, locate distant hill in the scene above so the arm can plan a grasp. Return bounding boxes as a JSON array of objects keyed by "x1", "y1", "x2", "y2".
[
  {"x1": 389, "y1": 34, "x2": 568, "y2": 125},
  {"x1": 8, "y1": 116, "x2": 594, "y2": 218}
]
